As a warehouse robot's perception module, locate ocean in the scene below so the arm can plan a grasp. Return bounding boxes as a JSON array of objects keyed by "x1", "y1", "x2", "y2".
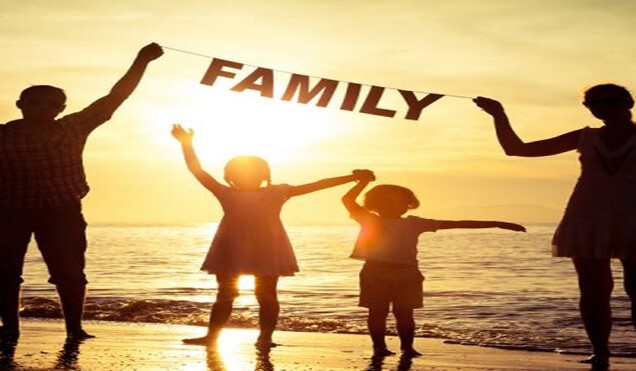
[{"x1": 18, "y1": 223, "x2": 635, "y2": 356}]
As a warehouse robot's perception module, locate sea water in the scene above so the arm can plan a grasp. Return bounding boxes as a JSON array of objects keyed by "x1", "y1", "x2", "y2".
[{"x1": 18, "y1": 223, "x2": 635, "y2": 355}]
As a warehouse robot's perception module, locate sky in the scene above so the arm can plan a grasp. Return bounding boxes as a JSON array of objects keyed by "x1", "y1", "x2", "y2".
[{"x1": 1, "y1": 0, "x2": 635, "y2": 224}]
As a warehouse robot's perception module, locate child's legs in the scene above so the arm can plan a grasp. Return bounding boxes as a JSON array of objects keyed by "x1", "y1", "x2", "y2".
[
  {"x1": 393, "y1": 305, "x2": 415, "y2": 351},
  {"x1": 391, "y1": 266, "x2": 423, "y2": 352},
  {"x1": 359, "y1": 263, "x2": 392, "y2": 351},
  {"x1": 368, "y1": 305, "x2": 391, "y2": 350},
  {"x1": 254, "y1": 275, "x2": 279, "y2": 342},
  {"x1": 208, "y1": 274, "x2": 240, "y2": 335}
]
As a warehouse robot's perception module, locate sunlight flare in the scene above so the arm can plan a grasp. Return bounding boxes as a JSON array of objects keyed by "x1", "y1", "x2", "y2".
[{"x1": 147, "y1": 84, "x2": 343, "y2": 165}]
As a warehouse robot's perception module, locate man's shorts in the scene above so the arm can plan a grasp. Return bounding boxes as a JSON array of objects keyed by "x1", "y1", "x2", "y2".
[
  {"x1": 0, "y1": 200, "x2": 88, "y2": 286},
  {"x1": 359, "y1": 260, "x2": 424, "y2": 309}
]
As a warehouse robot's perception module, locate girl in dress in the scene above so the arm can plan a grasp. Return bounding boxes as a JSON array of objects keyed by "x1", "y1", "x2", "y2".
[
  {"x1": 171, "y1": 124, "x2": 373, "y2": 348},
  {"x1": 475, "y1": 84, "x2": 636, "y2": 369}
]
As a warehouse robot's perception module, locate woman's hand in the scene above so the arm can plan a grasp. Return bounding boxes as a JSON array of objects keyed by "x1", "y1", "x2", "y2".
[{"x1": 473, "y1": 96, "x2": 505, "y2": 116}]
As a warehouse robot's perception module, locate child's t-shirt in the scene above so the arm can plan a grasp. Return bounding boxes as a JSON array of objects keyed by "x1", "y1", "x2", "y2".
[{"x1": 349, "y1": 210, "x2": 441, "y2": 265}]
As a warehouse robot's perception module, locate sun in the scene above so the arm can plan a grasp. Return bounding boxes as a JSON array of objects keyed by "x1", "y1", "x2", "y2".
[{"x1": 147, "y1": 84, "x2": 344, "y2": 166}]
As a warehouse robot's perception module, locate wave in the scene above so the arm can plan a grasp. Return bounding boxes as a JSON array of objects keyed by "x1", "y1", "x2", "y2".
[
  {"x1": 20, "y1": 297, "x2": 366, "y2": 334},
  {"x1": 19, "y1": 296, "x2": 636, "y2": 357}
]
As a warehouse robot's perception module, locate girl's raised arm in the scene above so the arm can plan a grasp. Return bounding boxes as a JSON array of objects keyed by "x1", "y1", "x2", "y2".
[
  {"x1": 341, "y1": 178, "x2": 372, "y2": 215},
  {"x1": 474, "y1": 97, "x2": 582, "y2": 157},
  {"x1": 171, "y1": 124, "x2": 225, "y2": 194},
  {"x1": 288, "y1": 169, "x2": 374, "y2": 197}
]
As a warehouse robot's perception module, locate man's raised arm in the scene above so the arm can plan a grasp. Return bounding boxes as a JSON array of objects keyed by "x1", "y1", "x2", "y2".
[{"x1": 108, "y1": 43, "x2": 164, "y2": 104}]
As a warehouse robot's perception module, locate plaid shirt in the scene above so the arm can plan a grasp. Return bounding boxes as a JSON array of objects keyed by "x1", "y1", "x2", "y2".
[{"x1": 0, "y1": 97, "x2": 118, "y2": 208}]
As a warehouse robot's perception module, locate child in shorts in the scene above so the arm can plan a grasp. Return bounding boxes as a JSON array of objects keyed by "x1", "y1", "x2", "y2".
[{"x1": 342, "y1": 179, "x2": 525, "y2": 358}]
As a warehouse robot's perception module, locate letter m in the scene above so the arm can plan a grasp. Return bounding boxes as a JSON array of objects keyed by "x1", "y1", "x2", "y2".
[{"x1": 281, "y1": 74, "x2": 338, "y2": 107}]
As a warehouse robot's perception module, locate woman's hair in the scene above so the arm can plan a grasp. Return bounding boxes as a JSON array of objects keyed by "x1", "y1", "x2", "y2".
[
  {"x1": 584, "y1": 83, "x2": 634, "y2": 105},
  {"x1": 363, "y1": 184, "x2": 420, "y2": 211},
  {"x1": 223, "y1": 156, "x2": 271, "y2": 186}
]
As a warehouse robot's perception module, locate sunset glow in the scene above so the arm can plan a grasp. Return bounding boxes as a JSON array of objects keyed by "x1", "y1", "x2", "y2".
[
  {"x1": 4, "y1": 3, "x2": 636, "y2": 370},
  {"x1": 1, "y1": 1, "x2": 634, "y2": 224}
]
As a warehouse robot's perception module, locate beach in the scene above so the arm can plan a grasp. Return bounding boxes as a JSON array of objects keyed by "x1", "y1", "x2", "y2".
[
  {"x1": 1, "y1": 319, "x2": 634, "y2": 370},
  {"x1": 18, "y1": 224, "x2": 635, "y2": 355}
]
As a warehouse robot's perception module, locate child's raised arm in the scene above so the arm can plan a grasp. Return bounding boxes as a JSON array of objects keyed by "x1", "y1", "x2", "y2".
[
  {"x1": 171, "y1": 124, "x2": 224, "y2": 194},
  {"x1": 341, "y1": 176, "x2": 373, "y2": 215},
  {"x1": 288, "y1": 169, "x2": 375, "y2": 197},
  {"x1": 437, "y1": 220, "x2": 526, "y2": 232}
]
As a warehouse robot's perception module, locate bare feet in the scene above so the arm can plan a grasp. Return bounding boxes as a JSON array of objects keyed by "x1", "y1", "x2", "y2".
[
  {"x1": 182, "y1": 335, "x2": 216, "y2": 346},
  {"x1": 372, "y1": 347, "x2": 396, "y2": 358},
  {"x1": 401, "y1": 348, "x2": 423, "y2": 358},
  {"x1": 579, "y1": 354, "x2": 609, "y2": 370},
  {"x1": 255, "y1": 337, "x2": 278, "y2": 350},
  {"x1": 66, "y1": 329, "x2": 94, "y2": 341}
]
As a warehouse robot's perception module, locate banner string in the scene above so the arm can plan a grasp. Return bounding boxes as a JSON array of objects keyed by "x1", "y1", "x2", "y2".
[{"x1": 162, "y1": 45, "x2": 475, "y2": 100}]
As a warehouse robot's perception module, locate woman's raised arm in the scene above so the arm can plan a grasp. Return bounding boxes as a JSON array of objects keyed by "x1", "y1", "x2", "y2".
[{"x1": 474, "y1": 97, "x2": 581, "y2": 157}]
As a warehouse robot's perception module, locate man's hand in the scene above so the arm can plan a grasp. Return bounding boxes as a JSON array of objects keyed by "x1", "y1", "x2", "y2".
[{"x1": 137, "y1": 43, "x2": 164, "y2": 63}]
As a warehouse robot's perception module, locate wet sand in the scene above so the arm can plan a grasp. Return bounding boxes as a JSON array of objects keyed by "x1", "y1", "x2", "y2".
[{"x1": 2, "y1": 319, "x2": 635, "y2": 370}]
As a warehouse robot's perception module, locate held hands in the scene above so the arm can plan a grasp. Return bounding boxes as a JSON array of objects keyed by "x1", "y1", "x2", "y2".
[
  {"x1": 137, "y1": 43, "x2": 164, "y2": 63},
  {"x1": 171, "y1": 124, "x2": 194, "y2": 145},
  {"x1": 473, "y1": 96, "x2": 505, "y2": 116},
  {"x1": 352, "y1": 169, "x2": 376, "y2": 183}
]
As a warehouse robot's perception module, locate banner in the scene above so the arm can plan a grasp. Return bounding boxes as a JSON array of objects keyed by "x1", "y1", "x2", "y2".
[
  {"x1": 162, "y1": 46, "x2": 470, "y2": 120},
  {"x1": 199, "y1": 58, "x2": 446, "y2": 121}
]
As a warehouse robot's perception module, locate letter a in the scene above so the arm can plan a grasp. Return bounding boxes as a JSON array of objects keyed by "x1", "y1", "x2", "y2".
[{"x1": 231, "y1": 67, "x2": 275, "y2": 98}]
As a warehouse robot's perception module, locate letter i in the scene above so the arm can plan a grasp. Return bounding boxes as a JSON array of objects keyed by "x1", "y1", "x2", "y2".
[{"x1": 340, "y1": 83, "x2": 362, "y2": 111}]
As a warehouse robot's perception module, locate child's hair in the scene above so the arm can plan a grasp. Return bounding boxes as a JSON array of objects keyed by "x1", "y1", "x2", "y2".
[
  {"x1": 363, "y1": 184, "x2": 420, "y2": 212},
  {"x1": 584, "y1": 83, "x2": 634, "y2": 105},
  {"x1": 224, "y1": 155, "x2": 272, "y2": 187}
]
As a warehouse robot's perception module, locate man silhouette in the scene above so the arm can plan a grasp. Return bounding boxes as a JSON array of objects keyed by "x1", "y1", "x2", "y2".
[{"x1": 0, "y1": 43, "x2": 163, "y2": 340}]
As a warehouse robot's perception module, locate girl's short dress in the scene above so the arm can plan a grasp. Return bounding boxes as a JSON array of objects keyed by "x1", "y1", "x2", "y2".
[
  {"x1": 552, "y1": 127, "x2": 636, "y2": 259},
  {"x1": 201, "y1": 184, "x2": 299, "y2": 276}
]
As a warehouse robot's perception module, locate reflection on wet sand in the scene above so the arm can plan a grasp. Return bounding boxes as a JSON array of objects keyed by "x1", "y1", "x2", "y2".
[
  {"x1": 55, "y1": 337, "x2": 85, "y2": 370},
  {"x1": 366, "y1": 352, "x2": 416, "y2": 371}
]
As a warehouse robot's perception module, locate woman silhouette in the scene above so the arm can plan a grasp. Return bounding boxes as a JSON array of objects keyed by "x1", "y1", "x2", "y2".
[{"x1": 474, "y1": 84, "x2": 636, "y2": 369}]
